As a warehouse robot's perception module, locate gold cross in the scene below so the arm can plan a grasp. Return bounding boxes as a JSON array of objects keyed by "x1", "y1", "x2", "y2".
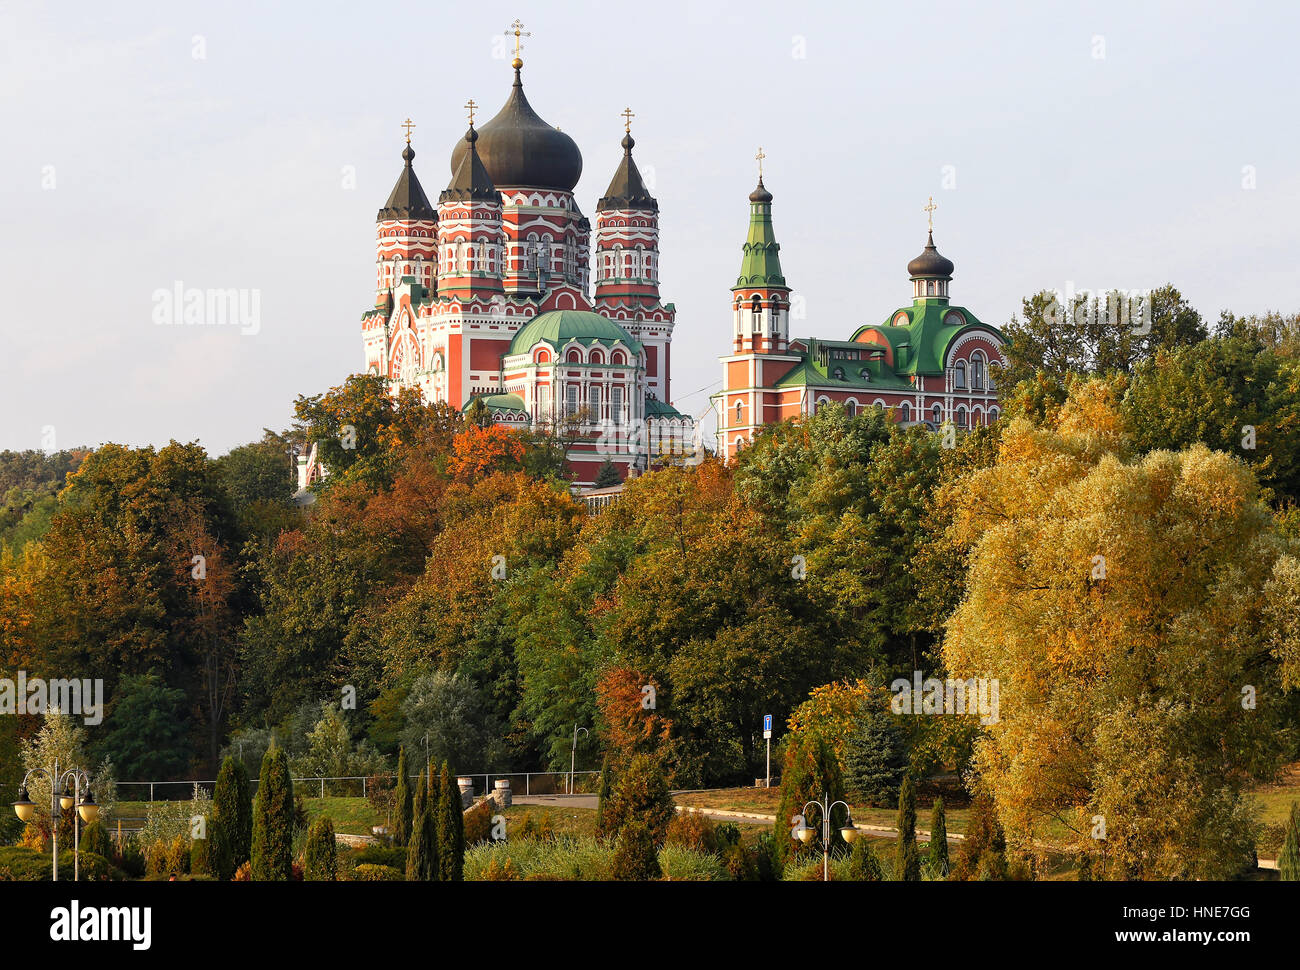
[
  {"x1": 465, "y1": 99, "x2": 477, "y2": 127},
  {"x1": 506, "y1": 19, "x2": 530, "y2": 59},
  {"x1": 401, "y1": 117, "x2": 416, "y2": 144},
  {"x1": 923, "y1": 195, "x2": 937, "y2": 232},
  {"x1": 621, "y1": 107, "x2": 635, "y2": 133},
  {"x1": 756, "y1": 146, "x2": 766, "y2": 178}
]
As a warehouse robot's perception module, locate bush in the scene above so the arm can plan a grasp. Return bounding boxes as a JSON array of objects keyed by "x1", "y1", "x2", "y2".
[
  {"x1": 465, "y1": 838, "x2": 613, "y2": 881},
  {"x1": 754, "y1": 831, "x2": 780, "y2": 882},
  {"x1": 658, "y1": 844, "x2": 731, "y2": 881},
  {"x1": 600, "y1": 754, "x2": 675, "y2": 847},
  {"x1": 0, "y1": 847, "x2": 122, "y2": 881},
  {"x1": 845, "y1": 837, "x2": 884, "y2": 881},
  {"x1": 927, "y1": 798, "x2": 950, "y2": 879},
  {"x1": 351, "y1": 845, "x2": 407, "y2": 869},
  {"x1": 977, "y1": 847, "x2": 1009, "y2": 881},
  {"x1": 190, "y1": 817, "x2": 233, "y2": 880},
  {"x1": 1280, "y1": 802, "x2": 1300, "y2": 881},
  {"x1": 611, "y1": 820, "x2": 661, "y2": 881},
  {"x1": 773, "y1": 735, "x2": 847, "y2": 871},
  {"x1": 233, "y1": 861, "x2": 251, "y2": 881},
  {"x1": 665, "y1": 813, "x2": 717, "y2": 854},
  {"x1": 464, "y1": 801, "x2": 492, "y2": 846},
  {"x1": 113, "y1": 836, "x2": 145, "y2": 878},
  {"x1": 721, "y1": 843, "x2": 757, "y2": 881},
  {"x1": 304, "y1": 817, "x2": 338, "y2": 881},
  {"x1": 80, "y1": 819, "x2": 110, "y2": 858},
  {"x1": 954, "y1": 790, "x2": 1005, "y2": 881},
  {"x1": 347, "y1": 863, "x2": 404, "y2": 881},
  {"x1": 251, "y1": 746, "x2": 295, "y2": 881},
  {"x1": 479, "y1": 857, "x2": 522, "y2": 881}
]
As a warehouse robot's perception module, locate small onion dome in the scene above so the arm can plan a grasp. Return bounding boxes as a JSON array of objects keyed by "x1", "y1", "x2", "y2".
[
  {"x1": 749, "y1": 178, "x2": 773, "y2": 203},
  {"x1": 907, "y1": 231, "x2": 955, "y2": 279}
]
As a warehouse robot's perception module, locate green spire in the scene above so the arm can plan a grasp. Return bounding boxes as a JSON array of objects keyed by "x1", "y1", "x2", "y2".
[{"x1": 734, "y1": 178, "x2": 787, "y2": 290}]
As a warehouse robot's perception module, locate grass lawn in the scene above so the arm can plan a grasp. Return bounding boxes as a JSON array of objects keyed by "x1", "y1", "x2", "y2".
[
  {"x1": 503, "y1": 804, "x2": 599, "y2": 839},
  {"x1": 303, "y1": 796, "x2": 385, "y2": 836}
]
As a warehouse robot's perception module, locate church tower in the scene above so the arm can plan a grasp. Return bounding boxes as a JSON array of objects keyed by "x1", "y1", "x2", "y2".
[
  {"x1": 592, "y1": 111, "x2": 676, "y2": 404},
  {"x1": 731, "y1": 151, "x2": 791, "y2": 354},
  {"x1": 437, "y1": 120, "x2": 504, "y2": 301}
]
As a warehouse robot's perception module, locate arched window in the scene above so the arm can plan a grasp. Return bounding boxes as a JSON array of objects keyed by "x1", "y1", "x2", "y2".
[
  {"x1": 751, "y1": 297, "x2": 762, "y2": 331},
  {"x1": 567, "y1": 349, "x2": 582, "y2": 363},
  {"x1": 565, "y1": 385, "x2": 579, "y2": 417},
  {"x1": 932, "y1": 404, "x2": 943, "y2": 425},
  {"x1": 611, "y1": 350, "x2": 626, "y2": 366},
  {"x1": 589, "y1": 349, "x2": 605, "y2": 365},
  {"x1": 954, "y1": 361, "x2": 967, "y2": 389},
  {"x1": 990, "y1": 406, "x2": 1000, "y2": 421},
  {"x1": 972, "y1": 353, "x2": 986, "y2": 390},
  {"x1": 957, "y1": 406, "x2": 968, "y2": 428},
  {"x1": 589, "y1": 385, "x2": 601, "y2": 419},
  {"x1": 833, "y1": 367, "x2": 845, "y2": 380},
  {"x1": 900, "y1": 402, "x2": 911, "y2": 423},
  {"x1": 845, "y1": 399, "x2": 857, "y2": 417},
  {"x1": 734, "y1": 400, "x2": 744, "y2": 425}
]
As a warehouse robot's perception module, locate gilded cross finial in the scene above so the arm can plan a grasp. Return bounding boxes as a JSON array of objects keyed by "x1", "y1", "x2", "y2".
[
  {"x1": 506, "y1": 19, "x2": 530, "y2": 67},
  {"x1": 465, "y1": 99, "x2": 478, "y2": 127},
  {"x1": 756, "y1": 146, "x2": 766, "y2": 179},
  {"x1": 401, "y1": 117, "x2": 416, "y2": 145},
  {"x1": 621, "y1": 107, "x2": 635, "y2": 134},
  {"x1": 924, "y1": 195, "x2": 937, "y2": 233}
]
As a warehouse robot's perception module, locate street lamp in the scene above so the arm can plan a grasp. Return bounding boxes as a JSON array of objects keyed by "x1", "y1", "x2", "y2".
[
  {"x1": 568, "y1": 725, "x2": 588, "y2": 794},
  {"x1": 11, "y1": 760, "x2": 95, "y2": 881},
  {"x1": 797, "y1": 792, "x2": 858, "y2": 882}
]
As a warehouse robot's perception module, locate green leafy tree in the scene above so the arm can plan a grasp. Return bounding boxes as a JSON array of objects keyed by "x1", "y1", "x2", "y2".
[
  {"x1": 92, "y1": 671, "x2": 190, "y2": 780},
  {"x1": 304, "y1": 816, "x2": 338, "y2": 881},
  {"x1": 251, "y1": 746, "x2": 294, "y2": 881},
  {"x1": 435, "y1": 761, "x2": 464, "y2": 881}
]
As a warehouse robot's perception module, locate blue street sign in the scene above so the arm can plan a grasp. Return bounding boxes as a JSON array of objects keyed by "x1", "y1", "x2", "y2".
[{"x1": 763, "y1": 714, "x2": 772, "y2": 738}]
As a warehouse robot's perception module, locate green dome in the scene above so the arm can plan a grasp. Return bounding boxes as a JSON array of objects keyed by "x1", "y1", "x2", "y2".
[{"x1": 509, "y1": 309, "x2": 642, "y2": 356}]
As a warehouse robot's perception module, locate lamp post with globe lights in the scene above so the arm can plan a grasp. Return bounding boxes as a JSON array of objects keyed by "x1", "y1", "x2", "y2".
[
  {"x1": 794, "y1": 792, "x2": 857, "y2": 882},
  {"x1": 11, "y1": 760, "x2": 98, "y2": 881}
]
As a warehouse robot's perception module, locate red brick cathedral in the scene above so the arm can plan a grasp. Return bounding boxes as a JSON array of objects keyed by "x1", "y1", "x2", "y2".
[
  {"x1": 714, "y1": 184, "x2": 1007, "y2": 460},
  {"x1": 361, "y1": 29, "x2": 690, "y2": 487}
]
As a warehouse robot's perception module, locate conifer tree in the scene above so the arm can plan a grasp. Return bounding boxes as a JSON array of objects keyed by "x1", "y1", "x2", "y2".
[
  {"x1": 393, "y1": 746, "x2": 412, "y2": 847},
  {"x1": 304, "y1": 816, "x2": 338, "y2": 881},
  {"x1": 895, "y1": 774, "x2": 920, "y2": 881},
  {"x1": 1280, "y1": 801, "x2": 1300, "y2": 881},
  {"x1": 928, "y1": 796, "x2": 950, "y2": 878},
  {"x1": 846, "y1": 835, "x2": 884, "y2": 881},
  {"x1": 405, "y1": 767, "x2": 438, "y2": 881},
  {"x1": 436, "y1": 761, "x2": 464, "y2": 881},
  {"x1": 611, "y1": 820, "x2": 661, "y2": 881},
  {"x1": 251, "y1": 746, "x2": 294, "y2": 881},
  {"x1": 773, "y1": 735, "x2": 847, "y2": 872},
  {"x1": 213, "y1": 756, "x2": 252, "y2": 870}
]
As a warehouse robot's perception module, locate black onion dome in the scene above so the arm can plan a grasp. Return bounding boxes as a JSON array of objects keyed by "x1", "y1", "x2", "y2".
[
  {"x1": 440, "y1": 128, "x2": 499, "y2": 203},
  {"x1": 596, "y1": 133, "x2": 658, "y2": 212},
  {"x1": 450, "y1": 67, "x2": 582, "y2": 191},
  {"x1": 748, "y1": 178, "x2": 773, "y2": 203},
  {"x1": 377, "y1": 143, "x2": 435, "y2": 221},
  {"x1": 907, "y1": 231, "x2": 955, "y2": 279}
]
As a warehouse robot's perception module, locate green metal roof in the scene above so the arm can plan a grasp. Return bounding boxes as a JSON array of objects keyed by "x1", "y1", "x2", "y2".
[
  {"x1": 848, "y1": 302, "x2": 1004, "y2": 375},
  {"x1": 463, "y1": 392, "x2": 527, "y2": 414},
  {"x1": 644, "y1": 397, "x2": 687, "y2": 418},
  {"x1": 734, "y1": 181, "x2": 787, "y2": 290},
  {"x1": 508, "y1": 309, "x2": 642, "y2": 356}
]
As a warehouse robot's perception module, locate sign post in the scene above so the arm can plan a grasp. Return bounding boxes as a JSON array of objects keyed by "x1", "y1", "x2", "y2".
[{"x1": 763, "y1": 714, "x2": 773, "y2": 788}]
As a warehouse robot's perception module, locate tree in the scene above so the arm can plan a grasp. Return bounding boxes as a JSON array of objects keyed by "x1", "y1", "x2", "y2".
[
  {"x1": 610, "y1": 820, "x2": 661, "y2": 881},
  {"x1": 941, "y1": 380, "x2": 1294, "y2": 878},
  {"x1": 773, "y1": 735, "x2": 847, "y2": 872},
  {"x1": 92, "y1": 670, "x2": 190, "y2": 780},
  {"x1": 1280, "y1": 802, "x2": 1300, "y2": 882},
  {"x1": 212, "y1": 756, "x2": 252, "y2": 872},
  {"x1": 435, "y1": 761, "x2": 464, "y2": 881},
  {"x1": 20, "y1": 709, "x2": 117, "y2": 845},
  {"x1": 290, "y1": 702, "x2": 389, "y2": 785},
  {"x1": 405, "y1": 767, "x2": 437, "y2": 881},
  {"x1": 399, "y1": 671, "x2": 501, "y2": 775},
  {"x1": 593, "y1": 459, "x2": 622, "y2": 488},
  {"x1": 895, "y1": 775, "x2": 920, "y2": 881},
  {"x1": 393, "y1": 746, "x2": 412, "y2": 847},
  {"x1": 841, "y1": 700, "x2": 908, "y2": 807},
  {"x1": 304, "y1": 816, "x2": 338, "y2": 880},
  {"x1": 928, "y1": 797, "x2": 950, "y2": 879},
  {"x1": 954, "y1": 791, "x2": 1006, "y2": 881},
  {"x1": 598, "y1": 753, "x2": 675, "y2": 847},
  {"x1": 251, "y1": 746, "x2": 294, "y2": 880}
]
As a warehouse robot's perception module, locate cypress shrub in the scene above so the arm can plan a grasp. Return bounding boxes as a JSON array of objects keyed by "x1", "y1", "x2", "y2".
[
  {"x1": 1280, "y1": 802, "x2": 1300, "y2": 881},
  {"x1": 304, "y1": 816, "x2": 338, "y2": 881},
  {"x1": 251, "y1": 746, "x2": 294, "y2": 881},
  {"x1": 405, "y1": 768, "x2": 437, "y2": 881},
  {"x1": 928, "y1": 797, "x2": 950, "y2": 878},
  {"x1": 895, "y1": 775, "x2": 920, "y2": 881},
  {"x1": 436, "y1": 761, "x2": 464, "y2": 881},
  {"x1": 846, "y1": 836, "x2": 884, "y2": 881},
  {"x1": 954, "y1": 790, "x2": 1005, "y2": 880},
  {"x1": 600, "y1": 753, "x2": 675, "y2": 847},
  {"x1": 773, "y1": 735, "x2": 847, "y2": 872},
  {"x1": 190, "y1": 817, "x2": 232, "y2": 880},
  {"x1": 611, "y1": 820, "x2": 661, "y2": 881},
  {"x1": 595, "y1": 755, "x2": 614, "y2": 840},
  {"x1": 393, "y1": 746, "x2": 412, "y2": 847},
  {"x1": 213, "y1": 756, "x2": 253, "y2": 869},
  {"x1": 80, "y1": 819, "x2": 110, "y2": 858}
]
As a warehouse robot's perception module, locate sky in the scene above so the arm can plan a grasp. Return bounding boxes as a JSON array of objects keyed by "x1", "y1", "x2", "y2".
[{"x1": 2, "y1": 0, "x2": 1298, "y2": 456}]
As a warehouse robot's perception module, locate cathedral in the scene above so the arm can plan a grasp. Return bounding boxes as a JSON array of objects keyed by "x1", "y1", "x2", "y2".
[
  {"x1": 713, "y1": 185, "x2": 1008, "y2": 459},
  {"x1": 360, "y1": 28, "x2": 690, "y2": 487}
]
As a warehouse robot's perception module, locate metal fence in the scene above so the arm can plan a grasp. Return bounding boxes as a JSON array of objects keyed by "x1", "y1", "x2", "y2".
[{"x1": 109, "y1": 770, "x2": 601, "y2": 802}]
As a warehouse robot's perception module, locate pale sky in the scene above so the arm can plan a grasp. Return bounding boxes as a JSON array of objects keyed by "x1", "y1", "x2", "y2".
[{"x1": 3, "y1": 0, "x2": 1297, "y2": 455}]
